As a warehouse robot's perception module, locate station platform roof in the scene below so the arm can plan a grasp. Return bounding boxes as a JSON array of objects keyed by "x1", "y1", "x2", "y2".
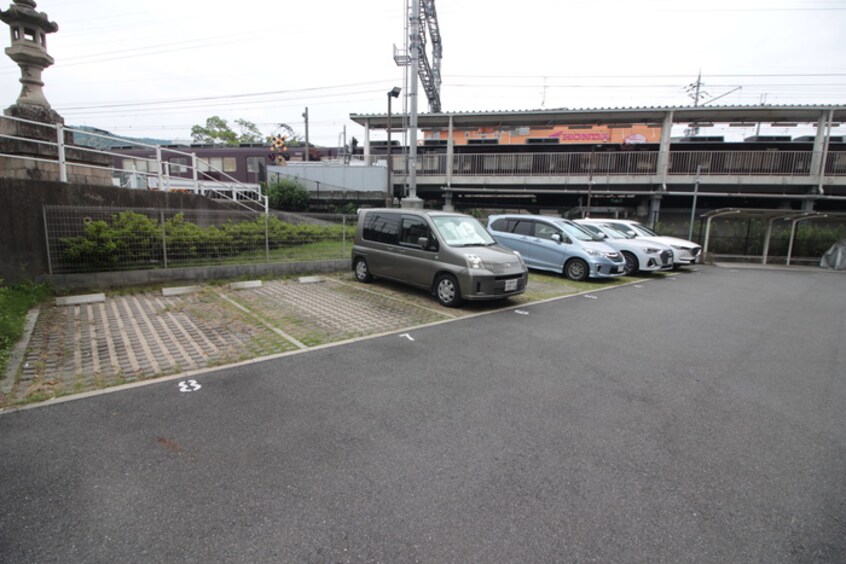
[{"x1": 350, "y1": 104, "x2": 846, "y2": 130}]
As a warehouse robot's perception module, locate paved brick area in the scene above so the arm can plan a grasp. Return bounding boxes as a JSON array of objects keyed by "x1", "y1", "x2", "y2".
[{"x1": 0, "y1": 272, "x2": 634, "y2": 408}]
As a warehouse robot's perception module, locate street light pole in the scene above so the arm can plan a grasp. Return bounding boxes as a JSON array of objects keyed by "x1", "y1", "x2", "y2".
[
  {"x1": 302, "y1": 107, "x2": 309, "y2": 162},
  {"x1": 386, "y1": 87, "x2": 401, "y2": 208},
  {"x1": 585, "y1": 145, "x2": 597, "y2": 218},
  {"x1": 688, "y1": 164, "x2": 701, "y2": 241}
]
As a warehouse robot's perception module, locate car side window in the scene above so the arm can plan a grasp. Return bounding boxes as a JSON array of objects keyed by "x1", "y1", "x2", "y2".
[
  {"x1": 400, "y1": 216, "x2": 430, "y2": 248},
  {"x1": 363, "y1": 213, "x2": 400, "y2": 245},
  {"x1": 512, "y1": 220, "x2": 533, "y2": 236},
  {"x1": 534, "y1": 222, "x2": 559, "y2": 240},
  {"x1": 489, "y1": 218, "x2": 508, "y2": 232}
]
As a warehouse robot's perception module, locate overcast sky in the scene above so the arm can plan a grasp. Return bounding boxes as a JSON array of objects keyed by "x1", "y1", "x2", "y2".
[{"x1": 1, "y1": 0, "x2": 844, "y2": 146}]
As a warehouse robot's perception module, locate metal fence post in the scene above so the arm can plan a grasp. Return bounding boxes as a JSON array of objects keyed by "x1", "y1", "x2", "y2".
[
  {"x1": 161, "y1": 210, "x2": 168, "y2": 269},
  {"x1": 43, "y1": 206, "x2": 53, "y2": 275},
  {"x1": 743, "y1": 218, "x2": 752, "y2": 256},
  {"x1": 265, "y1": 203, "x2": 270, "y2": 263},
  {"x1": 342, "y1": 215, "x2": 347, "y2": 257}
]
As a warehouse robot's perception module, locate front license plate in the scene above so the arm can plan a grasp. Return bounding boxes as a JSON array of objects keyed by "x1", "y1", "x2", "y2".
[{"x1": 504, "y1": 279, "x2": 518, "y2": 291}]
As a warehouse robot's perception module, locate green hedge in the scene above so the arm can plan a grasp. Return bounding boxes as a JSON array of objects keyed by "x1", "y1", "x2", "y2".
[{"x1": 60, "y1": 212, "x2": 346, "y2": 269}]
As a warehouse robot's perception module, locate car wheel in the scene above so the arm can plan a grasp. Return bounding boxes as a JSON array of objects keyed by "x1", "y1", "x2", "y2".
[
  {"x1": 622, "y1": 251, "x2": 638, "y2": 275},
  {"x1": 564, "y1": 258, "x2": 589, "y2": 281},
  {"x1": 354, "y1": 257, "x2": 373, "y2": 283},
  {"x1": 435, "y1": 273, "x2": 463, "y2": 307}
]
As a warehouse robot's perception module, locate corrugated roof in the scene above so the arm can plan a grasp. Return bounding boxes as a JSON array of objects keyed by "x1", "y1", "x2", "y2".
[{"x1": 350, "y1": 104, "x2": 846, "y2": 129}]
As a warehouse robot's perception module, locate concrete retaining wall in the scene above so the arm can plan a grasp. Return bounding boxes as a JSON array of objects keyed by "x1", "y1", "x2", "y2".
[
  {"x1": 0, "y1": 178, "x2": 241, "y2": 284},
  {"x1": 47, "y1": 259, "x2": 350, "y2": 291}
]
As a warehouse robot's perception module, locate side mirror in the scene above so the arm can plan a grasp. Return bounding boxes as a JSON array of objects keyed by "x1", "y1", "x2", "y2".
[
  {"x1": 419, "y1": 236, "x2": 438, "y2": 251},
  {"x1": 551, "y1": 233, "x2": 562, "y2": 243}
]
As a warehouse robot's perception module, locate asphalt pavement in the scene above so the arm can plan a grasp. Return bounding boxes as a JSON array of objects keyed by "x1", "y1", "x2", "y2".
[
  {"x1": 1, "y1": 265, "x2": 844, "y2": 562},
  {"x1": 0, "y1": 270, "x2": 615, "y2": 409}
]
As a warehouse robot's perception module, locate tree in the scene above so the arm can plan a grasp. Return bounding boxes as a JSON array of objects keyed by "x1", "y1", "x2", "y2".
[
  {"x1": 234, "y1": 119, "x2": 264, "y2": 144},
  {"x1": 266, "y1": 178, "x2": 309, "y2": 211},
  {"x1": 190, "y1": 116, "x2": 264, "y2": 146}
]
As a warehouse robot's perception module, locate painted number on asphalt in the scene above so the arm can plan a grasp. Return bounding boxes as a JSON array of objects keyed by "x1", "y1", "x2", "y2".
[{"x1": 178, "y1": 380, "x2": 201, "y2": 393}]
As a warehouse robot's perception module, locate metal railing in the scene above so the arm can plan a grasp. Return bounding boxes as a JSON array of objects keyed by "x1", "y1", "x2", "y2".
[
  {"x1": 1, "y1": 114, "x2": 266, "y2": 211},
  {"x1": 668, "y1": 151, "x2": 814, "y2": 176},
  {"x1": 43, "y1": 205, "x2": 353, "y2": 275}
]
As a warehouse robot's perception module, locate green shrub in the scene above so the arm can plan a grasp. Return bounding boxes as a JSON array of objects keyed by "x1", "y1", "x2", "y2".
[
  {"x1": 266, "y1": 178, "x2": 309, "y2": 211},
  {"x1": 60, "y1": 211, "x2": 347, "y2": 270},
  {"x1": 62, "y1": 211, "x2": 161, "y2": 268}
]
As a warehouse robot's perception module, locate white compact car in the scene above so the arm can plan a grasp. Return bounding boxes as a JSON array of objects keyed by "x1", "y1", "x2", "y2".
[
  {"x1": 592, "y1": 219, "x2": 702, "y2": 267},
  {"x1": 575, "y1": 219, "x2": 674, "y2": 275}
]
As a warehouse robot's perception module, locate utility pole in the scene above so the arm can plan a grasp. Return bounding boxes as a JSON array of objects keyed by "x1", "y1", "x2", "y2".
[
  {"x1": 684, "y1": 71, "x2": 707, "y2": 137},
  {"x1": 405, "y1": 0, "x2": 421, "y2": 207},
  {"x1": 302, "y1": 107, "x2": 309, "y2": 162}
]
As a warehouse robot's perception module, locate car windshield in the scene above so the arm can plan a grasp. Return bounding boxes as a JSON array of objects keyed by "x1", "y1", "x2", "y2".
[
  {"x1": 432, "y1": 216, "x2": 496, "y2": 247},
  {"x1": 598, "y1": 224, "x2": 633, "y2": 239},
  {"x1": 553, "y1": 220, "x2": 596, "y2": 241},
  {"x1": 628, "y1": 223, "x2": 658, "y2": 237},
  {"x1": 578, "y1": 223, "x2": 610, "y2": 239}
]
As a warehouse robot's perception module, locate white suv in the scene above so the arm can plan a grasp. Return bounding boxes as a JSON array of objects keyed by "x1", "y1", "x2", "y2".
[
  {"x1": 575, "y1": 219, "x2": 674, "y2": 274},
  {"x1": 591, "y1": 219, "x2": 702, "y2": 267}
]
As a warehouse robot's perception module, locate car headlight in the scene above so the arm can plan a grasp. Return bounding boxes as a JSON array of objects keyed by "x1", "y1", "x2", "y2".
[
  {"x1": 585, "y1": 249, "x2": 601, "y2": 257},
  {"x1": 465, "y1": 254, "x2": 485, "y2": 269},
  {"x1": 671, "y1": 244, "x2": 691, "y2": 251},
  {"x1": 644, "y1": 247, "x2": 660, "y2": 254}
]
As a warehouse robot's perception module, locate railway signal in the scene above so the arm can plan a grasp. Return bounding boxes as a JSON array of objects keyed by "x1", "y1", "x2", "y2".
[{"x1": 268, "y1": 134, "x2": 290, "y2": 164}]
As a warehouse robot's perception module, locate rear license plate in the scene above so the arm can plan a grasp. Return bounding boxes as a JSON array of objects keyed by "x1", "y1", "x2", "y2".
[{"x1": 505, "y1": 279, "x2": 518, "y2": 291}]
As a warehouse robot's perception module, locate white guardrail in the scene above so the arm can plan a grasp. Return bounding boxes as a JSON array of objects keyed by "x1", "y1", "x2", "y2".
[{"x1": 0, "y1": 114, "x2": 266, "y2": 212}]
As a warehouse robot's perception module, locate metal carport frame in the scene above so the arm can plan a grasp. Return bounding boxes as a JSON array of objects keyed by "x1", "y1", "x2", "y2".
[{"x1": 701, "y1": 208, "x2": 846, "y2": 265}]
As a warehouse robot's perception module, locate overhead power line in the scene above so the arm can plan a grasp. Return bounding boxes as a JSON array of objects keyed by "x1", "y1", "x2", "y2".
[{"x1": 57, "y1": 80, "x2": 400, "y2": 111}]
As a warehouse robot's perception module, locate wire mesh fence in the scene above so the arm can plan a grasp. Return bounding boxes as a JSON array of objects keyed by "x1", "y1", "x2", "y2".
[{"x1": 44, "y1": 206, "x2": 353, "y2": 274}]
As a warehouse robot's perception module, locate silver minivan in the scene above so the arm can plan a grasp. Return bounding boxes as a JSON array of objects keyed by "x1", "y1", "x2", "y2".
[{"x1": 352, "y1": 209, "x2": 528, "y2": 307}]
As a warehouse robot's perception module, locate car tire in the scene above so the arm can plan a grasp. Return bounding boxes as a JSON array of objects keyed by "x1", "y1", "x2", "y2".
[
  {"x1": 354, "y1": 257, "x2": 373, "y2": 283},
  {"x1": 622, "y1": 251, "x2": 638, "y2": 275},
  {"x1": 564, "y1": 258, "x2": 589, "y2": 281},
  {"x1": 435, "y1": 273, "x2": 463, "y2": 307}
]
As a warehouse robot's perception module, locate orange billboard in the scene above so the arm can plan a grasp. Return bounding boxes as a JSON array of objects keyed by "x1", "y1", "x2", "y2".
[{"x1": 424, "y1": 124, "x2": 663, "y2": 145}]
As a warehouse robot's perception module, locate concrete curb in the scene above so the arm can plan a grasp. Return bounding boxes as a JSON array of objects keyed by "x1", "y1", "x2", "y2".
[{"x1": 2, "y1": 307, "x2": 40, "y2": 393}]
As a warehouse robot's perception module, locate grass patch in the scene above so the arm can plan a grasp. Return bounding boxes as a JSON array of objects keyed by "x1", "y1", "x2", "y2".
[{"x1": 0, "y1": 281, "x2": 52, "y2": 375}]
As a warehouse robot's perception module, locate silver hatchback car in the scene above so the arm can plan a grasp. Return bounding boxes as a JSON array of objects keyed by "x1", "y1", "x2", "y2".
[
  {"x1": 487, "y1": 214, "x2": 626, "y2": 281},
  {"x1": 352, "y1": 209, "x2": 528, "y2": 307}
]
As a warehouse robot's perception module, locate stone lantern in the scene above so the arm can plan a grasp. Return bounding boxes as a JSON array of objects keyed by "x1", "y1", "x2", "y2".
[
  {"x1": 0, "y1": 0, "x2": 112, "y2": 184},
  {"x1": 0, "y1": 0, "x2": 61, "y2": 123}
]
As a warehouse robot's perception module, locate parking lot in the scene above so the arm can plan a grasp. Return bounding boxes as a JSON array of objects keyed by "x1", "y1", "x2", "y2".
[
  {"x1": 1, "y1": 264, "x2": 844, "y2": 561},
  {"x1": 1, "y1": 270, "x2": 636, "y2": 409}
]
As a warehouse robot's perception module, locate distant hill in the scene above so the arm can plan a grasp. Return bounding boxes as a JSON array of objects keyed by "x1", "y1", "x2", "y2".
[{"x1": 70, "y1": 126, "x2": 171, "y2": 149}]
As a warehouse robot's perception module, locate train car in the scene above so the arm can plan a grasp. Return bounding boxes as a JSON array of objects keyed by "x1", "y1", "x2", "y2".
[{"x1": 112, "y1": 144, "x2": 339, "y2": 185}]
